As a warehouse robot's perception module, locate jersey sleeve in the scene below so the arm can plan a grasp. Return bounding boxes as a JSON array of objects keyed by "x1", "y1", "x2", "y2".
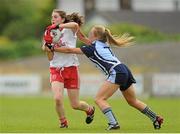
[{"x1": 80, "y1": 45, "x2": 94, "y2": 57}]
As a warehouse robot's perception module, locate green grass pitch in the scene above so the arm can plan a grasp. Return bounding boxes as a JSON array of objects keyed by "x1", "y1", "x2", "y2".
[{"x1": 0, "y1": 96, "x2": 180, "y2": 133}]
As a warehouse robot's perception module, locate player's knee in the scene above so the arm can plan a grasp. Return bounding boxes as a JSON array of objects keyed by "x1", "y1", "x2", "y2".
[
  {"x1": 95, "y1": 97, "x2": 102, "y2": 106},
  {"x1": 126, "y1": 98, "x2": 137, "y2": 107},
  {"x1": 54, "y1": 95, "x2": 63, "y2": 105},
  {"x1": 71, "y1": 102, "x2": 79, "y2": 110}
]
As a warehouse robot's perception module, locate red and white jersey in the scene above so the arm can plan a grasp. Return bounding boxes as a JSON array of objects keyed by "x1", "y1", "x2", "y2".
[{"x1": 50, "y1": 28, "x2": 79, "y2": 68}]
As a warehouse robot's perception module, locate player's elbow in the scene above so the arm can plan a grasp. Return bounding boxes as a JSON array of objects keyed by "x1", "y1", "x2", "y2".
[
  {"x1": 73, "y1": 22, "x2": 79, "y2": 29},
  {"x1": 48, "y1": 57, "x2": 53, "y2": 61},
  {"x1": 71, "y1": 22, "x2": 79, "y2": 32}
]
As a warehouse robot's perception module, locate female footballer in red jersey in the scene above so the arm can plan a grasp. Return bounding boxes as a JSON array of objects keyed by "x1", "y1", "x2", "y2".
[
  {"x1": 51, "y1": 25, "x2": 164, "y2": 130},
  {"x1": 42, "y1": 9, "x2": 94, "y2": 128}
]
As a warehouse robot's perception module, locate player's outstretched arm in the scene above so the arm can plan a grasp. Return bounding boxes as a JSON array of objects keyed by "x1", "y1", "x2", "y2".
[
  {"x1": 54, "y1": 47, "x2": 83, "y2": 54},
  {"x1": 77, "y1": 29, "x2": 91, "y2": 45},
  {"x1": 59, "y1": 22, "x2": 79, "y2": 33}
]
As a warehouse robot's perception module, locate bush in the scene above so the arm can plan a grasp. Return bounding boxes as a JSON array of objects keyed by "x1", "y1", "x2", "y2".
[
  {"x1": 108, "y1": 23, "x2": 167, "y2": 43},
  {"x1": 0, "y1": 0, "x2": 55, "y2": 41},
  {"x1": 3, "y1": 20, "x2": 36, "y2": 41},
  {"x1": 0, "y1": 37, "x2": 14, "y2": 59},
  {"x1": 1, "y1": 23, "x2": 180, "y2": 61},
  {"x1": 79, "y1": 23, "x2": 180, "y2": 46},
  {"x1": 0, "y1": 38, "x2": 41, "y2": 60},
  {"x1": 15, "y1": 39, "x2": 42, "y2": 57}
]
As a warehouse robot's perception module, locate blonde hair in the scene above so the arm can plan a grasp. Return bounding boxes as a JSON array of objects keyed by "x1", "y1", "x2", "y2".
[{"x1": 92, "y1": 25, "x2": 134, "y2": 47}]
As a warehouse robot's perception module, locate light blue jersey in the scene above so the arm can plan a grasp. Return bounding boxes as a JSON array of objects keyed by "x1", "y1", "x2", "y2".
[
  {"x1": 80, "y1": 40, "x2": 121, "y2": 75},
  {"x1": 80, "y1": 40, "x2": 136, "y2": 91}
]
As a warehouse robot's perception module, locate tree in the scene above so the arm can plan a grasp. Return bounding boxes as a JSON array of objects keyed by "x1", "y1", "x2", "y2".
[{"x1": 0, "y1": 0, "x2": 56, "y2": 40}]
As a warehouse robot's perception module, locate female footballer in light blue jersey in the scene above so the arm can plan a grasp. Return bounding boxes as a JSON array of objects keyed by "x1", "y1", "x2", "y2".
[{"x1": 52, "y1": 25, "x2": 164, "y2": 130}]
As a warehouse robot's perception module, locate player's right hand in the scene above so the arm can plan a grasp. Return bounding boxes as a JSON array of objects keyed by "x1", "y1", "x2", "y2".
[
  {"x1": 43, "y1": 24, "x2": 60, "y2": 44},
  {"x1": 45, "y1": 43, "x2": 54, "y2": 52},
  {"x1": 44, "y1": 33, "x2": 52, "y2": 44}
]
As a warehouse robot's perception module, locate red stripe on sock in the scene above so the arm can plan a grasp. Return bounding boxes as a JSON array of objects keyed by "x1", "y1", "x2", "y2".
[{"x1": 86, "y1": 106, "x2": 93, "y2": 115}]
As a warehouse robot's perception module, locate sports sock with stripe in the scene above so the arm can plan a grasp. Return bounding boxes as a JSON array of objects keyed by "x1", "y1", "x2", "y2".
[
  {"x1": 102, "y1": 107, "x2": 118, "y2": 125},
  {"x1": 86, "y1": 106, "x2": 93, "y2": 115},
  {"x1": 60, "y1": 117, "x2": 67, "y2": 124},
  {"x1": 141, "y1": 106, "x2": 157, "y2": 122}
]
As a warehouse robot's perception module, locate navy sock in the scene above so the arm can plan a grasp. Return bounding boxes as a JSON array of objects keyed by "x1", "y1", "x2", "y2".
[{"x1": 141, "y1": 106, "x2": 157, "y2": 122}]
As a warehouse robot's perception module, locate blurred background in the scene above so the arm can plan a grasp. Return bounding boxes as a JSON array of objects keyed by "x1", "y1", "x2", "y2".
[{"x1": 0, "y1": 0, "x2": 180, "y2": 97}]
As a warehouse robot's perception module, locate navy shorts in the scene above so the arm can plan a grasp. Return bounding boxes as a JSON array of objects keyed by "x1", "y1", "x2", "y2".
[{"x1": 107, "y1": 64, "x2": 136, "y2": 91}]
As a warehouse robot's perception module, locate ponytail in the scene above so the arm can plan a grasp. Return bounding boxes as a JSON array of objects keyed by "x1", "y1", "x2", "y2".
[
  {"x1": 93, "y1": 25, "x2": 134, "y2": 47},
  {"x1": 105, "y1": 28, "x2": 134, "y2": 47}
]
